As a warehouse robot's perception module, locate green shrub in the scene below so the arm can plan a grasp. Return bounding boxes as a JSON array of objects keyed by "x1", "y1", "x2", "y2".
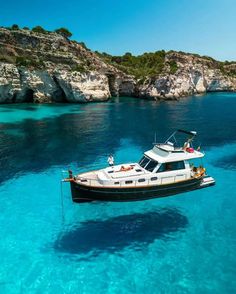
[
  {"x1": 55, "y1": 27, "x2": 72, "y2": 39},
  {"x1": 0, "y1": 55, "x2": 15, "y2": 63},
  {"x1": 79, "y1": 42, "x2": 88, "y2": 50},
  {"x1": 16, "y1": 56, "x2": 44, "y2": 68},
  {"x1": 16, "y1": 56, "x2": 28, "y2": 66},
  {"x1": 202, "y1": 55, "x2": 216, "y2": 62},
  {"x1": 23, "y1": 27, "x2": 30, "y2": 30},
  {"x1": 11, "y1": 24, "x2": 19, "y2": 30},
  {"x1": 230, "y1": 70, "x2": 236, "y2": 76},
  {"x1": 101, "y1": 50, "x2": 166, "y2": 79},
  {"x1": 32, "y1": 26, "x2": 47, "y2": 34},
  {"x1": 168, "y1": 61, "x2": 178, "y2": 74},
  {"x1": 72, "y1": 64, "x2": 86, "y2": 73}
]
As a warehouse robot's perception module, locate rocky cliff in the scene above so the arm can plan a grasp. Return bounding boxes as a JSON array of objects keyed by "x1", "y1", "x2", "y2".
[
  {"x1": 0, "y1": 26, "x2": 235, "y2": 103},
  {"x1": 137, "y1": 52, "x2": 236, "y2": 100},
  {"x1": 0, "y1": 27, "x2": 134, "y2": 103}
]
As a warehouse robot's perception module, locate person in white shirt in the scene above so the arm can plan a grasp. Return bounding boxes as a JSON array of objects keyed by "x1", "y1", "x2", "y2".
[
  {"x1": 107, "y1": 154, "x2": 114, "y2": 166},
  {"x1": 183, "y1": 140, "x2": 190, "y2": 150}
]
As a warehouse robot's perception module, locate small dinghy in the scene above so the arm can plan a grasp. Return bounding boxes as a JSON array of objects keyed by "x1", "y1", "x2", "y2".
[{"x1": 63, "y1": 130, "x2": 215, "y2": 203}]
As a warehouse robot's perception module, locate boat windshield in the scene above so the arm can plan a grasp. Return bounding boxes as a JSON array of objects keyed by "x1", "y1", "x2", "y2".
[
  {"x1": 139, "y1": 156, "x2": 149, "y2": 168},
  {"x1": 139, "y1": 156, "x2": 158, "y2": 172}
]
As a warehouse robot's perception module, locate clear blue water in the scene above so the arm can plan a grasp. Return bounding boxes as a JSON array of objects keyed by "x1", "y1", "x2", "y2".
[{"x1": 0, "y1": 93, "x2": 236, "y2": 293}]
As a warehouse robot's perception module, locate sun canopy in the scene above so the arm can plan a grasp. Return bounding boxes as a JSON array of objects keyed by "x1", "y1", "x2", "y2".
[{"x1": 177, "y1": 129, "x2": 197, "y2": 136}]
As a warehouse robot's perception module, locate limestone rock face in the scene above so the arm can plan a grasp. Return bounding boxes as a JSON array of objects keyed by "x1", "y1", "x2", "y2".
[
  {"x1": 0, "y1": 63, "x2": 21, "y2": 103},
  {"x1": 0, "y1": 63, "x2": 112, "y2": 103},
  {"x1": 16, "y1": 69, "x2": 65, "y2": 103},
  {"x1": 0, "y1": 27, "x2": 136, "y2": 103},
  {"x1": 205, "y1": 69, "x2": 234, "y2": 91},
  {"x1": 137, "y1": 53, "x2": 236, "y2": 100},
  {"x1": 109, "y1": 75, "x2": 136, "y2": 97},
  {"x1": 0, "y1": 28, "x2": 119, "y2": 103},
  {"x1": 55, "y1": 71, "x2": 110, "y2": 102}
]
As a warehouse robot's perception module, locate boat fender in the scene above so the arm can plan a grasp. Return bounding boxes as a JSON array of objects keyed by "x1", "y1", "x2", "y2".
[{"x1": 186, "y1": 147, "x2": 194, "y2": 153}]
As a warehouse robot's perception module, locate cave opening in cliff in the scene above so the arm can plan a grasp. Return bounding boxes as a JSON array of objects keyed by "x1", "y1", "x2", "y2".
[
  {"x1": 106, "y1": 74, "x2": 118, "y2": 97},
  {"x1": 24, "y1": 89, "x2": 34, "y2": 103},
  {"x1": 52, "y1": 76, "x2": 68, "y2": 103},
  {"x1": 57, "y1": 88, "x2": 67, "y2": 103},
  {"x1": 12, "y1": 93, "x2": 17, "y2": 103}
]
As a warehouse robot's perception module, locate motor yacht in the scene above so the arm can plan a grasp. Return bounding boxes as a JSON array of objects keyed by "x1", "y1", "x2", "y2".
[{"x1": 64, "y1": 130, "x2": 215, "y2": 203}]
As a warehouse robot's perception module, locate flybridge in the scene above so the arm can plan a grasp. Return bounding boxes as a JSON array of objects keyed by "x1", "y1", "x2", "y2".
[
  {"x1": 163, "y1": 129, "x2": 197, "y2": 147},
  {"x1": 148, "y1": 129, "x2": 204, "y2": 163},
  {"x1": 145, "y1": 147, "x2": 204, "y2": 164}
]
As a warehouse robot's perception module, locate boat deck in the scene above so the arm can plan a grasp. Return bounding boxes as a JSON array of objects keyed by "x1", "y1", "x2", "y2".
[
  {"x1": 74, "y1": 169, "x2": 194, "y2": 188},
  {"x1": 75, "y1": 171, "x2": 103, "y2": 186}
]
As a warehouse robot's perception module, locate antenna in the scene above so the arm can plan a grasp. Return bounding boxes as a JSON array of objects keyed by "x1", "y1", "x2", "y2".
[{"x1": 153, "y1": 132, "x2": 157, "y2": 145}]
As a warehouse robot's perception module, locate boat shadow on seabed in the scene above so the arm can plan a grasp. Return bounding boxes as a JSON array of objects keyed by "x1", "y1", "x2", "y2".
[{"x1": 54, "y1": 208, "x2": 188, "y2": 258}]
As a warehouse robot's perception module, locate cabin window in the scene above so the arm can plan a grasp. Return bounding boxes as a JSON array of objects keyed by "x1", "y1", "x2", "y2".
[
  {"x1": 173, "y1": 161, "x2": 185, "y2": 170},
  {"x1": 151, "y1": 177, "x2": 158, "y2": 181},
  {"x1": 157, "y1": 161, "x2": 185, "y2": 173},
  {"x1": 114, "y1": 181, "x2": 120, "y2": 185},
  {"x1": 157, "y1": 164, "x2": 165, "y2": 173},
  {"x1": 139, "y1": 156, "x2": 150, "y2": 168},
  {"x1": 135, "y1": 169, "x2": 142, "y2": 172},
  {"x1": 138, "y1": 178, "x2": 145, "y2": 182},
  {"x1": 125, "y1": 180, "x2": 133, "y2": 184},
  {"x1": 145, "y1": 159, "x2": 158, "y2": 172}
]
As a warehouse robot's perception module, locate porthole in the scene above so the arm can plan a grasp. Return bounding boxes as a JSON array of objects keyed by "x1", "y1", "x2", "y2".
[
  {"x1": 125, "y1": 180, "x2": 133, "y2": 184},
  {"x1": 151, "y1": 177, "x2": 158, "y2": 181},
  {"x1": 138, "y1": 178, "x2": 145, "y2": 183}
]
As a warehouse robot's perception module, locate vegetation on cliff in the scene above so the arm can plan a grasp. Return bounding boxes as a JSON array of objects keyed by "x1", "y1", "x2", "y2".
[
  {"x1": 98, "y1": 49, "x2": 236, "y2": 79},
  {"x1": 0, "y1": 25, "x2": 97, "y2": 72},
  {"x1": 97, "y1": 51, "x2": 167, "y2": 79},
  {"x1": 0, "y1": 24, "x2": 236, "y2": 81},
  {"x1": 54, "y1": 27, "x2": 72, "y2": 39},
  {"x1": 4, "y1": 24, "x2": 72, "y2": 39}
]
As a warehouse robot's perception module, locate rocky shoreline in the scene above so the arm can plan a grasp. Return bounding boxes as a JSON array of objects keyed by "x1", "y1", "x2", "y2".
[{"x1": 0, "y1": 27, "x2": 236, "y2": 103}]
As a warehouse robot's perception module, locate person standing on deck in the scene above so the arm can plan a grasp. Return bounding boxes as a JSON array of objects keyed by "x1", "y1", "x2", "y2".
[
  {"x1": 107, "y1": 154, "x2": 114, "y2": 166},
  {"x1": 183, "y1": 139, "x2": 190, "y2": 150}
]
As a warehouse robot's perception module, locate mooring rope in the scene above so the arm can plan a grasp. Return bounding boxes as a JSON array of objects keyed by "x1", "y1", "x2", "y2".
[{"x1": 60, "y1": 172, "x2": 65, "y2": 225}]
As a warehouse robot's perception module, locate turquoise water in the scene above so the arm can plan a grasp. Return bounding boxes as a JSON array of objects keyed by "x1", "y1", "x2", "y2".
[{"x1": 0, "y1": 93, "x2": 236, "y2": 293}]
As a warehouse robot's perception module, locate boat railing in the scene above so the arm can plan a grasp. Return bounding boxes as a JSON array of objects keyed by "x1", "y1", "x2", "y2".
[{"x1": 75, "y1": 173, "x2": 189, "y2": 187}]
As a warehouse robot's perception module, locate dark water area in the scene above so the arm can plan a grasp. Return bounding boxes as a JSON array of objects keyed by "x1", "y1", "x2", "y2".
[
  {"x1": 0, "y1": 92, "x2": 236, "y2": 293},
  {"x1": 55, "y1": 208, "x2": 188, "y2": 256}
]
